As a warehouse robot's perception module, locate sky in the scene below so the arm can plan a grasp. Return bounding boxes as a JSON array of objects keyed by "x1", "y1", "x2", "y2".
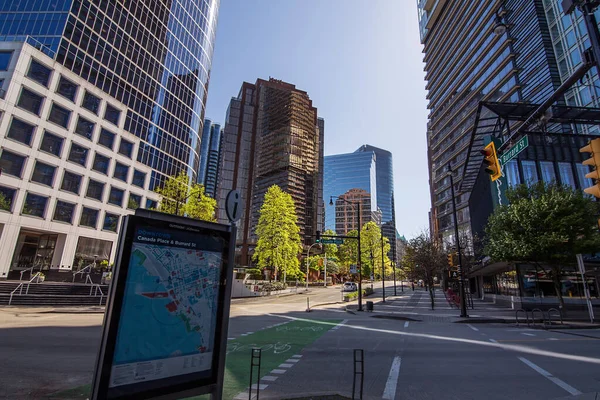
[{"x1": 204, "y1": 0, "x2": 430, "y2": 239}]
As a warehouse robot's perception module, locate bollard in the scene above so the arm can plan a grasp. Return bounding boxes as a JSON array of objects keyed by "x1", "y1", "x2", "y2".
[
  {"x1": 249, "y1": 348, "x2": 262, "y2": 400},
  {"x1": 366, "y1": 301, "x2": 374, "y2": 312},
  {"x1": 306, "y1": 297, "x2": 311, "y2": 312}
]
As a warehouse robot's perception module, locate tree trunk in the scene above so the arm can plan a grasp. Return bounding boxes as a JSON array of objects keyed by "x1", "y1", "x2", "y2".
[{"x1": 551, "y1": 265, "x2": 565, "y2": 313}]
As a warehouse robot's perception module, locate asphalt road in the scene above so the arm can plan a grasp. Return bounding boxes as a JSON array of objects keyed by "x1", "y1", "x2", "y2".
[{"x1": 1, "y1": 286, "x2": 599, "y2": 399}]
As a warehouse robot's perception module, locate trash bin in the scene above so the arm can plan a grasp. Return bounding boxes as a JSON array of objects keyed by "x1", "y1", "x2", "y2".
[{"x1": 366, "y1": 301, "x2": 374, "y2": 311}]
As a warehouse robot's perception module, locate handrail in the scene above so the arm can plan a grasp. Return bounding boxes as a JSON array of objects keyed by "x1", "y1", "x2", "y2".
[
  {"x1": 515, "y1": 309, "x2": 530, "y2": 327},
  {"x1": 19, "y1": 266, "x2": 35, "y2": 281},
  {"x1": 73, "y1": 264, "x2": 95, "y2": 283},
  {"x1": 546, "y1": 308, "x2": 563, "y2": 326},
  {"x1": 9, "y1": 272, "x2": 41, "y2": 305}
]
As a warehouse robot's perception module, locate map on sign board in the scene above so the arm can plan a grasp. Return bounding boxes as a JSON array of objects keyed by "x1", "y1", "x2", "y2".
[{"x1": 110, "y1": 231, "x2": 222, "y2": 388}]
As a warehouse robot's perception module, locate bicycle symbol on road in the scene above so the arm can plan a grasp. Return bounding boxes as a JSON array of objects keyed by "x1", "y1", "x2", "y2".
[{"x1": 226, "y1": 342, "x2": 292, "y2": 355}]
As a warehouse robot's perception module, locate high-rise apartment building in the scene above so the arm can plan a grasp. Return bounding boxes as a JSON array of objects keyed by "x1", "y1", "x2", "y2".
[
  {"x1": 217, "y1": 78, "x2": 324, "y2": 265},
  {"x1": 334, "y1": 189, "x2": 381, "y2": 234},
  {"x1": 0, "y1": 0, "x2": 220, "y2": 280},
  {"x1": 199, "y1": 119, "x2": 222, "y2": 198},
  {"x1": 324, "y1": 145, "x2": 396, "y2": 255}
]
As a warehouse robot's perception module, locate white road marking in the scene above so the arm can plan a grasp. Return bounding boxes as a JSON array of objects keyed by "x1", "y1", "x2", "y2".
[
  {"x1": 292, "y1": 354, "x2": 302, "y2": 358},
  {"x1": 228, "y1": 338, "x2": 235, "y2": 340},
  {"x1": 279, "y1": 363, "x2": 294, "y2": 368},
  {"x1": 271, "y1": 369, "x2": 286, "y2": 374},
  {"x1": 521, "y1": 333, "x2": 536, "y2": 337},
  {"x1": 518, "y1": 357, "x2": 582, "y2": 396},
  {"x1": 382, "y1": 356, "x2": 402, "y2": 400},
  {"x1": 332, "y1": 319, "x2": 349, "y2": 330},
  {"x1": 489, "y1": 339, "x2": 498, "y2": 343},
  {"x1": 548, "y1": 338, "x2": 559, "y2": 341},
  {"x1": 404, "y1": 321, "x2": 409, "y2": 328},
  {"x1": 466, "y1": 324, "x2": 479, "y2": 332},
  {"x1": 261, "y1": 376, "x2": 278, "y2": 382},
  {"x1": 250, "y1": 384, "x2": 268, "y2": 390},
  {"x1": 285, "y1": 359, "x2": 299, "y2": 363}
]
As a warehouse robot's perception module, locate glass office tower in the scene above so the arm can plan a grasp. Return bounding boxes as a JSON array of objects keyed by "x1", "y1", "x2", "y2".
[
  {"x1": 199, "y1": 119, "x2": 222, "y2": 198},
  {"x1": 0, "y1": 0, "x2": 221, "y2": 187}
]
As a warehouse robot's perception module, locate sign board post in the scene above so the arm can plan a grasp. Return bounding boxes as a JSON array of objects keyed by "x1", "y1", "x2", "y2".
[{"x1": 90, "y1": 209, "x2": 235, "y2": 400}]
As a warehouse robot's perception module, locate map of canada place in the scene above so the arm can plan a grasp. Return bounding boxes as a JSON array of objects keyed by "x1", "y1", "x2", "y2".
[{"x1": 110, "y1": 238, "x2": 222, "y2": 387}]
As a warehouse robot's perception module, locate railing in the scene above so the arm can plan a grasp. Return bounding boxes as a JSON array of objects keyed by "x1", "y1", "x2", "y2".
[
  {"x1": 9, "y1": 272, "x2": 42, "y2": 305},
  {"x1": 19, "y1": 266, "x2": 37, "y2": 281},
  {"x1": 73, "y1": 264, "x2": 95, "y2": 283},
  {"x1": 531, "y1": 308, "x2": 546, "y2": 327},
  {"x1": 546, "y1": 308, "x2": 563, "y2": 327},
  {"x1": 515, "y1": 309, "x2": 530, "y2": 327},
  {"x1": 90, "y1": 284, "x2": 105, "y2": 305}
]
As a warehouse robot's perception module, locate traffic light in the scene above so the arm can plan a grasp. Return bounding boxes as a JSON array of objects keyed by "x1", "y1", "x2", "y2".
[
  {"x1": 315, "y1": 230, "x2": 321, "y2": 243},
  {"x1": 447, "y1": 253, "x2": 454, "y2": 267},
  {"x1": 480, "y1": 141, "x2": 502, "y2": 181},
  {"x1": 580, "y1": 138, "x2": 600, "y2": 198}
]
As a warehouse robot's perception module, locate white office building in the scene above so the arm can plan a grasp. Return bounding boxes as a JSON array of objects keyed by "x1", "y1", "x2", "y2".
[{"x1": 0, "y1": 41, "x2": 159, "y2": 280}]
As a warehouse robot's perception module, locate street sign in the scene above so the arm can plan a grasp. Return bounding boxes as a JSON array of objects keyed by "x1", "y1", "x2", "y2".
[
  {"x1": 321, "y1": 238, "x2": 343, "y2": 245},
  {"x1": 225, "y1": 189, "x2": 242, "y2": 223},
  {"x1": 499, "y1": 135, "x2": 529, "y2": 166},
  {"x1": 91, "y1": 210, "x2": 234, "y2": 400},
  {"x1": 350, "y1": 264, "x2": 357, "y2": 274}
]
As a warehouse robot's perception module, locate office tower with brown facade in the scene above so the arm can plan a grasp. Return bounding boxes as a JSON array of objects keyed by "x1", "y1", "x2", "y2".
[{"x1": 217, "y1": 78, "x2": 324, "y2": 265}]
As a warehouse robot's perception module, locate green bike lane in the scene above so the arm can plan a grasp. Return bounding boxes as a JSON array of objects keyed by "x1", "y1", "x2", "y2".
[{"x1": 49, "y1": 318, "x2": 341, "y2": 400}]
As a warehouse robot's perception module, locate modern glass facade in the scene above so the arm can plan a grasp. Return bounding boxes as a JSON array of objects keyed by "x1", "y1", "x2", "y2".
[
  {"x1": 418, "y1": 0, "x2": 562, "y2": 243},
  {"x1": 323, "y1": 151, "x2": 377, "y2": 231},
  {"x1": 199, "y1": 119, "x2": 222, "y2": 198},
  {"x1": 0, "y1": 0, "x2": 221, "y2": 188}
]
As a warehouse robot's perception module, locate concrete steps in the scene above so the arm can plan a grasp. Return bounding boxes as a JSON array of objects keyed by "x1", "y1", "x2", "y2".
[{"x1": 0, "y1": 281, "x2": 108, "y2": 306}]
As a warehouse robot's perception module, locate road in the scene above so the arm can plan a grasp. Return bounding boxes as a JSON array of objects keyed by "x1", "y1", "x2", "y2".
[{"x1": 1, "y1": 286, "x2": 599, "y2": 399}]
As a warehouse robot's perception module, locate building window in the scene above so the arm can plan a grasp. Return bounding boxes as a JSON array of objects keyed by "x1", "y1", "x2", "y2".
[
  {"x1": 98, "y1": 128, "x2": 115, "y2": 150},
  {"x1": 113, "y1": 162, "x2": 129, "y2": 182},
  {"x1": 505, "y1": 160, "x2": 520, "y2": 187},
  {"x1": 80, "y1": 207, "x2": 99, "y2": 228},
  {"x1": 146, "y1": 199, "x2": 157, "y2": 210},
  {"x1": 23, "y1": 193, "x2": 48, "y2": 218},
  {"x1": 521, "y1": 160, "x2": 538, "y2": 185},
  {"x1": 31, "y1": 161, "x2": 56, "y2": 187},
  {"x1": 61, "y1": 171, "x2": 82, "y2": 194},
  {"x1": 128, "y1": 193, "x2": 141, "y2": 210},
  {"x1": 108, "y1": 187, "x2": 124, "y2": 207},
  {"x1": 48, "y1": 102, "x2": 71, "y2": 128},
  {"x1": 86, "y1": 179, "x2": 105, "y2": 201},
  {"x1": 0, "y1": 150, "x2": 26, "y2": 177},
  {"x1": 82, "y1": 91, "x2": 100, "y2": 114},
  {"x1": 0, "y1": 51, "x2": 12, "y2": 70},
  {"x1": 576, "y1": 164, "x2": 593, "y2": 192},
  {"x1": 7, "y1": 118, "x2": 35, "y2": 146},
  {"x1": 540, "y1": 161, "x2": 556, "y2": 183},
  {"x1": 39, "y1": 131, "x2": 64, "y2": 157},
  {"x1": 92, "y1": 153, "x2": 110, "y2": 174},
  {"x1": 104, "y1": 104, "x2": 120, "y2": 125},
  {"x1": 68, "y1": 143, "x2": 89, "y2": 166},
  {"x1": 558, "y1": 162, "x2": 576, "y2": 189},
  {"x1": 118, "y1": 138, "x2": 134, "y2": 158},
  {"x1": 17, "y1": 88, "x2": 44, "y2": 115},
  {"x1": 103, "y1": 212, "x2": 120, "y2": 232},
  {"x1": 53, "y1": 200, "x2": 75, "y2": 224},
  {"x1": 0, "y1": 185, "x2": 16, "y2": 212},
  {"x1": 56, "y1": 76, "x2": 78, "y2": 102},
  {"x1": 132, "y1": 170, "x2": 146, "y2": 188},
  {"x1": 27, "y1": 59, "x2": 52, "y2": 87},
  {"x1": 74, "y1": 116, "x2": 95, "y2": 140}
]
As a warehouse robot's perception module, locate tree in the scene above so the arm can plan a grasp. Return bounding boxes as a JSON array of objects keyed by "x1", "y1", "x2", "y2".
[
  {"x1": 155, "y1": 171, "x2": 216, "y2": 221},
  {"x1": 360, "y1": 222, "x2": 392, "y2": 279},
  {"x1": 253, "y1": 185, "x2": 303, "y2": 281},
  {"x1": 338, "y1": 230, "x2": 358, "y2": 279},
  {"x1": 404, "y1": 231, "x2": 447, "y2": 309},
  {"x1": 0, "y1": 192, "x2": 11, "y2": 211},
  {"x1": 484, "y1": 181, "x2": 600, "y2": 311}
]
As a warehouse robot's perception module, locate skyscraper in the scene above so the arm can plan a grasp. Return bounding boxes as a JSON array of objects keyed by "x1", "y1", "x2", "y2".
[
  {"x1": 0, "y1": 0, "x2": 221, "y2": 188},
  {"x1": 217, "y1": 78, "x2": 324, "y2": 265},
  {"x1": 199, "y1": 119, "x2": 222, "y2": 198},
  {"x1": 334, "y1": 189, "x2": 381, "y2": 235}
]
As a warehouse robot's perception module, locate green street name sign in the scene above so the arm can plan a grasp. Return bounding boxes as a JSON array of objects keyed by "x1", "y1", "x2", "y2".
[
  {"x1": 499, "y1": 135, "x2": 529, "y2": 166},
  {"x1": 321, "y1": 238, "x2": 343, "y2": 245}
]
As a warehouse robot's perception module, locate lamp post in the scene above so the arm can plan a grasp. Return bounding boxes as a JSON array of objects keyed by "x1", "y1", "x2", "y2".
[
  {"x1": 305, "y1": 242, "x2": 321, "y2": 290},
  {"x1": 174, "y1": 185, "x2": 201, "y2": 216},
  {"x1": 447, "y1": 164, "x2": 468, "y2": 318},
  {"x1": 330, "y1": 196, "x2": 363, "y2": 311}
]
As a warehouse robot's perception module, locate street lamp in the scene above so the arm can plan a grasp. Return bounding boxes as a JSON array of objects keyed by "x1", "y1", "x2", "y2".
[
  {"x1": 329, "y1": 195, "x2": 363, "y2": 311},
  {"x1": 174, "y1": 186, "x2": 202, "y2": 216},
  {"x1": 493, "y1": 12, "x2": 507, "y2": 36},
  {"x1": 447, "y1": 164, "x2": 468, "y2": 318}
]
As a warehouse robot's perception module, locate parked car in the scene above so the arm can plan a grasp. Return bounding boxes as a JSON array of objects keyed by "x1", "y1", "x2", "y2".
[{"x1": 343, "y1": 282, "x2": 358, "y2": 292}]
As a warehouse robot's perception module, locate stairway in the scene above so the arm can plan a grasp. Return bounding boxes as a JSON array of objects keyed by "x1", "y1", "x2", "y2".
[{"x1": 0, "y1": 281, "x2": 109, "y2": 306}]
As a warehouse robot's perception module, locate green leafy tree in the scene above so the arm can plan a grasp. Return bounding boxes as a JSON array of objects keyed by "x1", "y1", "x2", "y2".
[
  {"x1": 360, "y1": 222, "x2": 392, "y2": 279},
  {"x1": 484, "y1": 182, "x2": 600, "y2": 310},
  {"x1": 155, "y1": 171, "x2": 216, "y2": 221},
  {"x1": 0, "y1": 192, "x2": 11, "y2": 211},
  {"x1": 253, "y1": 185, "x2": 303, "y2": 280},
  {"x1": 404, "y1": 231, "x2": 447, "y2": 309},
  {"x1": 337, "y1": 230, "x2": 358, "y2": 278}
]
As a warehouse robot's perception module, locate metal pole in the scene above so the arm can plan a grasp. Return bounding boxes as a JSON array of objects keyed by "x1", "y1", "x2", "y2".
[
  {"x1": 576, "y1": 253, "x2": 595, "y2": 323},
  {"x1": 324, "y1": 252, "x2": 327, "y2": 287},
  {"x1": 357, "y1": 201, "x2": 363, "y2": 311},
  {"x1": 381, "y1": 233, "x2": 385, "y2": 302},
  {"x1": 582, "y1": 2, "x2": 600, "y2": 77},
  {"x1": 448, "y1": 165, "x2": 468, "y2": 318}
]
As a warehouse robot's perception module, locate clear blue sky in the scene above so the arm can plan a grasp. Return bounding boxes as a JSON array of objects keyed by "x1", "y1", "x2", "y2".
[{"x1": 204, "y1": 0, "x2": 430, "y2": 239}]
